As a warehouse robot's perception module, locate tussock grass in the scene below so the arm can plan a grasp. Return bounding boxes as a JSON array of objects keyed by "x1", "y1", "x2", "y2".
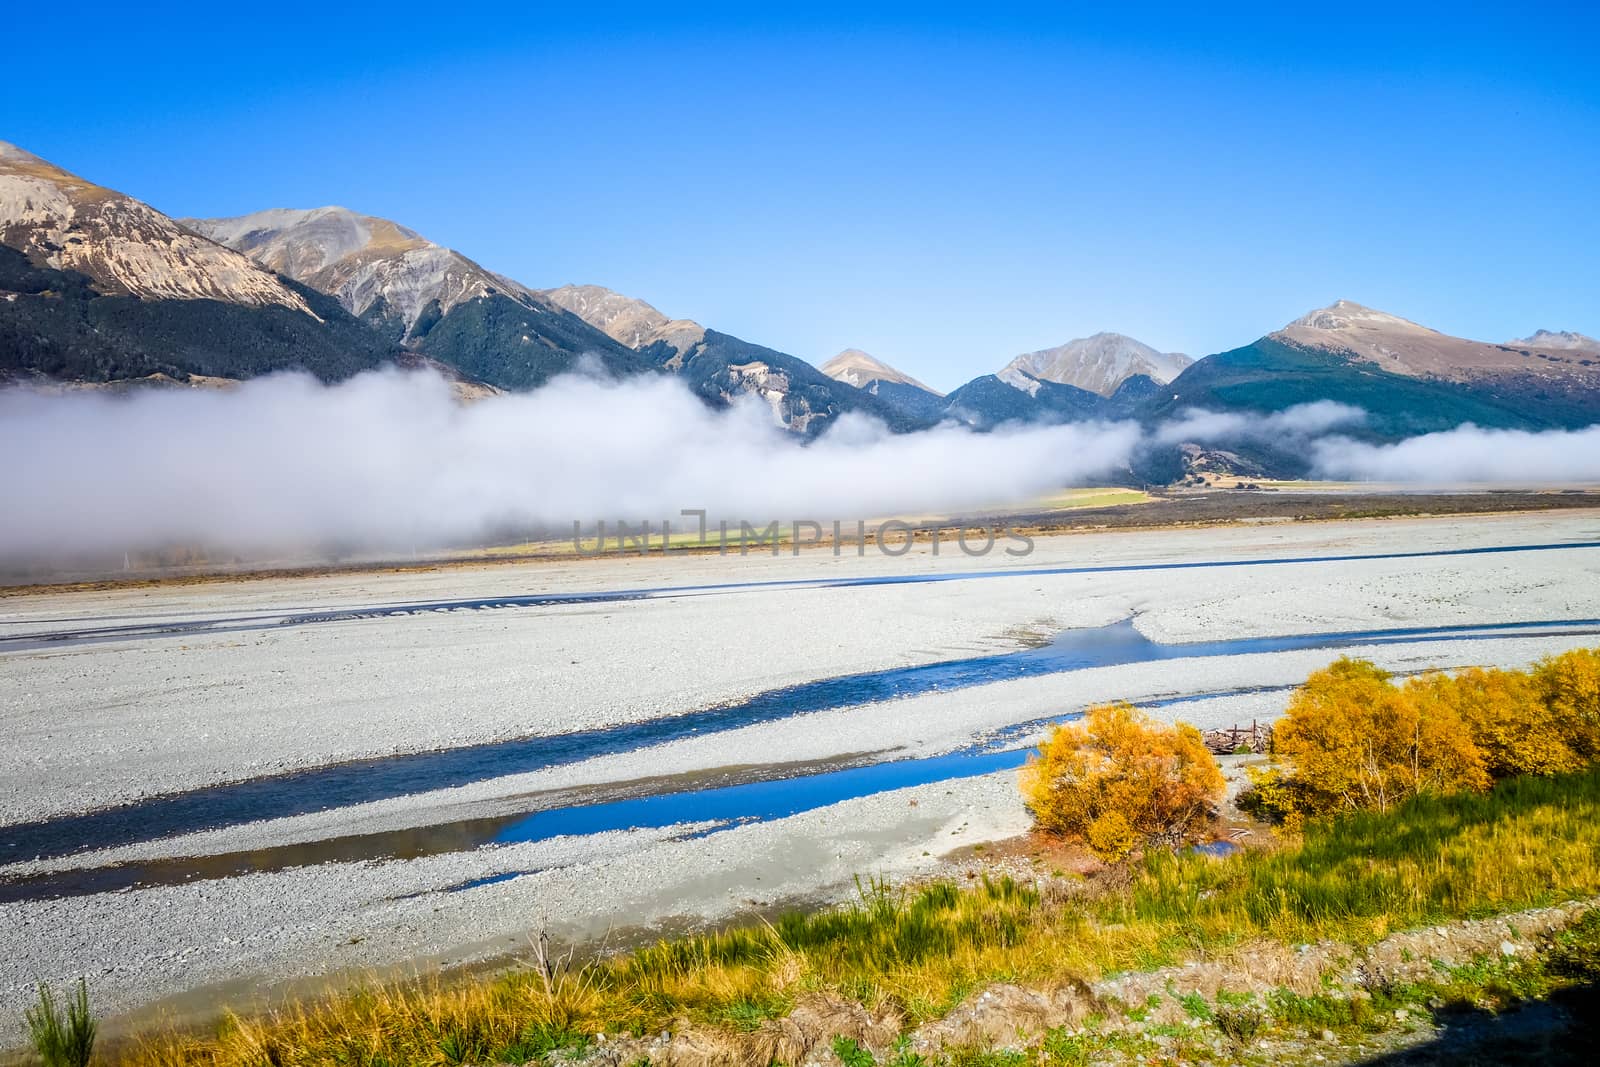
[
  {"x1": 120, "y1": 769, "x2": 1600, "y2": 1067},
  {"x1": 25, "y1": 979, "x2": 97, "y2": 1067}
]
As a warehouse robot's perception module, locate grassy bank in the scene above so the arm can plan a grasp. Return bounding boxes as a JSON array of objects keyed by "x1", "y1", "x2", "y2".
[{"x1": 113, "y1": 767, "x2": 1600, "y2": 1066}]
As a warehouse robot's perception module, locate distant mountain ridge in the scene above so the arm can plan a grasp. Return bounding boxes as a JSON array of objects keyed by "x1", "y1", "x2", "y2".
[
  {"x1": 1509, "y1": 329, "x2": 1600, "y2": 355},
  {"x1": 187, "y1": 207, "x2": 511, "y2": 336},
  {"x1": 186, "y1": 210, "x2": 906, "y2": 432},
  {"x1": 1271, "y1": 299, "x2": 1600, "y2": 385},
  {"x1": 943, "y1": 374, "x2": 1107, "y2": 430},
  {"x1": 533, "y1": 286, "x2": 917, "y2": 432},
  {"x1": 1140, "y1": 300, "x2": 1600, "y2": 480},
  {"x1": 999, "y1": 332, "x2": 1190, "y2": 397}
]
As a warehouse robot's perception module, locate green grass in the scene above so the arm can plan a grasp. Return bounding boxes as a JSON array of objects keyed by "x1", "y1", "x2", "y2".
[
  {"x1": 25, "y1": 979, "x2": 97, "y2": 1067},
  {"x1": 833, "y1": 1035, "x2": 878, "y2": 1067},
  {"x1": 1030, "y1": 488, "x2": 1153, "y2": 511}
]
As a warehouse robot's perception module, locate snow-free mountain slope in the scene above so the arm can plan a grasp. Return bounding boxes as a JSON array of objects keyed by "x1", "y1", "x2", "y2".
[
  {"x1": 0, "y1": 142, "x2": 394, "y2": 384},
  {"x1": 942, "y1": 373, "x2": 1107, "y2": 430},
  {"x1": 191, "y1": 208, "x2": 653, "y2": 390},
  {"x1": 0, "y1": 143, "x2": 314, "y2": 315},
  {"x1": 1147, "y1": 301, "x2": 1600, "y2": 456},
  {"x1": 998, "y1": 332, "x2": 1191, "y2": 397},
  {"x1": 538, "y1": 286, "x2": 921, "y2": 433},
  {"x1": 1272, "y1": 300, "x2": 1600, "y2": 383},
  {"x1": 819, "y1": 349, "x2": 946, "y2": 421},
  {"x1": 187, "y1": 207, "x2": 543, "y2": 338},
  {"x1": 538, "y1": 284, "x2": 706, "y2": 361},
  {"x1": 668, "y1": 330, "x2": 929, "y2": 433},
  {"x1": 820, "y1": 349, "x2": 941, "y2": 394},
  {"x1": 194, "y1": 209, "x2": 924, "y2": 427}
]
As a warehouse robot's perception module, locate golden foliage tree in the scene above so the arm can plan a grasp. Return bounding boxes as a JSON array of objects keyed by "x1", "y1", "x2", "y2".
[
  {"x1": 1535, "y1": 648, "x2": 1600, "y2": 761},
  {"x1": 1021, "y1": 703, "x2": 1224, "y2": 859},
  {"x1": 1406, "y1": 667, "x2": 1582, "y2": 779},
  {"x1": 1273, "y1": 658, "x2": 1489, "y2": 814}
]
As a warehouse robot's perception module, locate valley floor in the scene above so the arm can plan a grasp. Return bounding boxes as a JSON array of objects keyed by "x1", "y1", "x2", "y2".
[{"x1": 2, "y1": 509, "x2": 1600, "y2": 1038}]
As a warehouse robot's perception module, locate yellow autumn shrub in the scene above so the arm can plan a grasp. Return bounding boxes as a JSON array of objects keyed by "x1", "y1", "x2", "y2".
[
  {"x1": 1534, "y1": 647, "x2": 1600, "y2": 760},
  {"x1": 1021, "y1": 702, "x2": 1224, "y2": 859},
  {"x1": 1406, "y1": 667, "x2": 1583, "y2": 779},
  {"x1": 1273, "y1": 658, "x2": 1489, "y2": 814},
  {"x1": 1236, "y1": 765, "x2": 1310, "y2": 833}
]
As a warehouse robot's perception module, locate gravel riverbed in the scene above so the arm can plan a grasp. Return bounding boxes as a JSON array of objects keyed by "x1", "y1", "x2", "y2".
[{"x1": 2, "y1": 511, "x2": 1599, "y2": 1034}]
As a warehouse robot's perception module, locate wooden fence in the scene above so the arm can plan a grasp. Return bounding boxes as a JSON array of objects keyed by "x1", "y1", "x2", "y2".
[{"x1": 1202, "y1": 720, "x2": 1273, "y2": 755}]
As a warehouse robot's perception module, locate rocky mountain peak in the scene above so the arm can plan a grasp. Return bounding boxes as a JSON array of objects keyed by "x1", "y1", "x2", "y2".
[
  {"x1": 1273, "y1": 301, "x2": 1600, "y2": 383},
  {"x1": 1287, "y1": 300, "x2": 1435, "y2": 335},
  {"x1": 1509, "y1": 329, "x2": 1600, "y2": 355},
  {"x1": 998, "y1": 332, "x2": 1190, "y2": 397},
  {"x1": 820, "y1": 349, "x2": 940, "y2": 394},
  {"x1": 0, "y1": 143, "x2": 317, "y2": 316},
  {"x1": 540, "y1": 284, "x2": 668, "y2": 344},
  {"x1": 187, "y1": 206, "x2": 537, "y2": 334},
  {"x1": 190, "y1": 207, "x2": 427, "y2": 278},
  {"x1": 539, "y1": 284, "x2": 707, "y2": 359}
]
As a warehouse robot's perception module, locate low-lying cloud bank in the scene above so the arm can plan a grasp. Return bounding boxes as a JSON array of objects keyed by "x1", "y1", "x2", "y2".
[
  {"x1": 0, "y1": 368, "x2": 1140, "y2": 560},
  {"x1": 3, "y1": 369, "x2": 1597, "y2": 563},
  {"x1": 1311, "y1": 424, "x2": 1600, "y2": 483},
  {"x1": 1154, "y1": 400, "x2": 1366, "y2": 445}
]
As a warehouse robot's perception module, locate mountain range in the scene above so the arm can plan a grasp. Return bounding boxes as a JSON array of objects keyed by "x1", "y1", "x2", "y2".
[
  {"x1": 184, "y1": 208, "x2": 920, "y2": 431},
  {"x1": 184, "y1": 207, "x2": 658, "y2": 392},
  {"x1": 4, "y1": 141, "x2": 1598, "y2": 480},
  {"x1": 1153, "y1": 302, "x2": 1600, "y2": 436}
]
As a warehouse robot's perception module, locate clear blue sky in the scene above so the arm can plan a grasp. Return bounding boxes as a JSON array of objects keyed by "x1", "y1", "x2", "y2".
[{"x1": 7, "y1": 2, "x2": 1597, "y2": 391}]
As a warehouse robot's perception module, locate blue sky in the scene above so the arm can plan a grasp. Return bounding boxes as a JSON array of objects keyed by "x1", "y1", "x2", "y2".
[{"x1": 7, "y1": 2, "x2": 1597, "y2": 391}]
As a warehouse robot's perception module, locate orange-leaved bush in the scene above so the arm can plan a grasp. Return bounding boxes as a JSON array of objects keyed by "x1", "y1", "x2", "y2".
[
  {"x1": 1020, "y1": 702, "x2": 1224, "y2": 859},
  {"x1": 1534, "y1": 647, "x2": 1600, "y2": 761},
  {"x1": 1405, "y1": 667, "x2": 1583, "y2": 779},
  {"x1": 1273, "y1": 657, "x2": 1489, "y2": 815}
]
